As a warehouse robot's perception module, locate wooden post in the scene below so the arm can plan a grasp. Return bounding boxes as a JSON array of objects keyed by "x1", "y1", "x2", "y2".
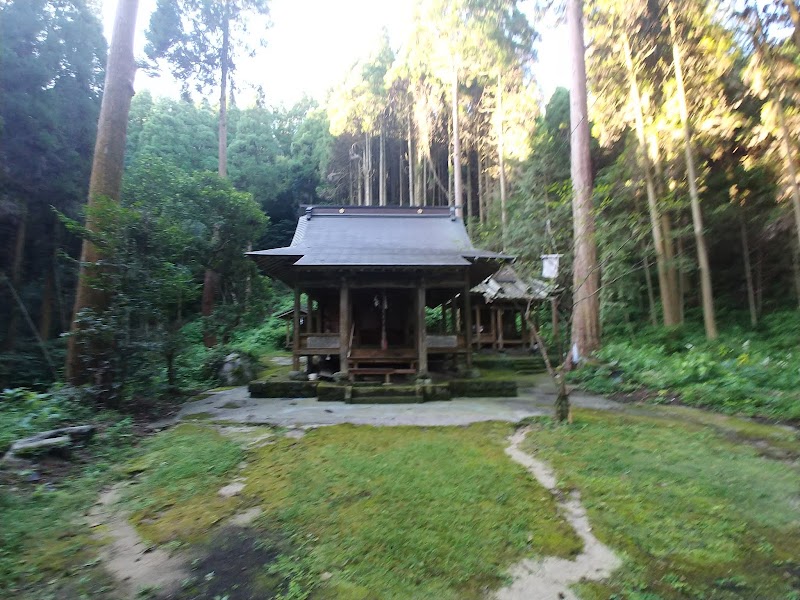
[
  {"x1": 417, "y1": 281, "x2": 428, "y2": 376},
  {"x1": 339, "y1": 281, "x2": 349, "y2": 376},
  {"x1": 441, "y1": 303, "x2": 447, "y2": 333},
  {"x1": 293, "y1": 285, "x2": 301, "y2": 370},
  {"x1": 474, "y1": 306, "x2": 481, "y2": 349},
  {"x1": 521, "y1": 309, "x2": 529, "y2": 348},
  {"x1": 305, "y1": 294, "x2": 312, "y2": 334},
  {"x1": 463, "y1": 275, "x2": 472, "y2": 369},
  {"x1": 497, "y1": 308, "x2": 505, "y2": 350},
  {"x1": 491, "y1": 307, "x2": 497, "y2": 349}
]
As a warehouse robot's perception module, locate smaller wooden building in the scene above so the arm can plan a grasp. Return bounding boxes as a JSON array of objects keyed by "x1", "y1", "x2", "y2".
[
  {"x1": 471, "y1": 265, "x2": 554, "y2": 350},
  {"x1": 248, "y1": 205, "x2": 511, "y2": 379}
]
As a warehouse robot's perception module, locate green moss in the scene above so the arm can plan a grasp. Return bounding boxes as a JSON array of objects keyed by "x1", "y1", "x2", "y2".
[
  {"x1": 523, "y1": 409, "x2": 800, "y2": 599},
  {"x1": 248, "y1": 379, "x2": 316, "y2": 398},
  {"x1": 450, "y1": 379, "x2": 518, "y2": 397},
  {"x1": 317, "y1": 382, "x2": 347, "y2": 402},
  {"x1": 242, "y1": 422, "x2": 581, "y2": 599},
  {"x1": 0, "y1": 457, "x2": 125, "y2": 597},
  {"x1": 123, "y1": 424, "x2": 244, "y2": 545}
]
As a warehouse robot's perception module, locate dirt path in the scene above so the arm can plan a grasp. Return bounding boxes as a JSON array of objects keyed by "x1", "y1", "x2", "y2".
[
  {"x1": 88, "y1": 484, "x2": 188, "y2": 599},
  {"x1": 493, "y1": 427, "x2": 621, "y2": 600}
]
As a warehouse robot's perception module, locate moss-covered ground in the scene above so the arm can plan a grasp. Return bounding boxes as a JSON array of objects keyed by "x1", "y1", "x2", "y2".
[
  {"x1": 4, "y1": 381, "x2": 798, "y2": 600},
  {"x1": 523, "y1": 409, "x2": 800, "y2": 600},
  {"x1": 121, "y1": 422, "x2": 581, "y2": 599}
]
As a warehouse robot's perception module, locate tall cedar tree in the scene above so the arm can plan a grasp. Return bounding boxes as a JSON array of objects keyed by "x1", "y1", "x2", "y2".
[
  {"x1": 568, "y1": 0, "x2": 601, "y2": 362},
  {"x1": 145, "y1": 0, "x2": 270, "y2": 347},
  {"x1": 66, "y1": 0, "x2": 139, "y2": 385}
]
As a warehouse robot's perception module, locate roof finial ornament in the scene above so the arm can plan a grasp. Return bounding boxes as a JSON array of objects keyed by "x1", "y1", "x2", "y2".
[{"x1": 305, "y1": 206, "x2": 313, "y2": 221}]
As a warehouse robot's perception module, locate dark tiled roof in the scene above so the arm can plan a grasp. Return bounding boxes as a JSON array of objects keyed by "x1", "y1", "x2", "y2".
[
  {"x1": 248, "y1": 206, "x2": 512, "y2": 278},
  {"x1": 472, "y1": 265, "x2": 556, "y2": 302}
]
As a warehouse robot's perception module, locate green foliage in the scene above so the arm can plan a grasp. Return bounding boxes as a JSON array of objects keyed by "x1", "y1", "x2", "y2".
[
  {"x1": 568, "y1": 311, "x2": 800, "y2": 421},
  {"x1": 0, "y1": 386, "x2": 93, "y2": 454},
  {"x1": 227, "y1": 317, "x2": 287, "y2": 356},
  {"x1": 0, "y1": 408, "x2": 137, "y2": 597},
  {"x1": 525, "y1": 409, "x2": 800, "y2": 599},
  {"x1": 145, "y1": 0, "x2": 270, "y2": 91},
  {"x1": 61, "y1": 160, "x2": 269, "y2": 401}
]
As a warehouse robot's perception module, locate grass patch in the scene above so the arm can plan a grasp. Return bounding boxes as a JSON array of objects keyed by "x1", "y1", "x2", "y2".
[
  {"x1": 124, "y1": 424, "x2": 244, "y2": 544},
  {"x1": 243, "y1": 422, "x2": 582, "y2": 599},
  {"x1": 0, "y1": 470, "x2": 117, "y2": 598},
  {"x1": 523, "y1": 409, "x2": 800, "y2": 599},
  {"x1": 0, "y1": 421, "x2": 136, "y2": 598}
]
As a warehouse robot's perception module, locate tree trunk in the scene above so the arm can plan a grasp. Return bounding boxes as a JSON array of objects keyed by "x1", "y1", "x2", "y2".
[
  {"x1": 643, "y1": 250, "x2": 658, "y2": 326},
  {"x1": 201, "y1": 9, "x2": 229, "y2": 348},
  {"x1": 793, "y1": 243, "x2": 800, "y2": 309},
  {"x1": 649, "y1": 131, "x2": 681, "y2": 323},
  {"x1": 668, "y1": 1, "x2": 717, "y2": 340},
  {"x1": 451, "y1": 68, "x2": 462, "y2": 217},
  {"x1": 774, "y1": 102, "x2": 800, "y2": 248},
  {"x1": 477, "y1": 151, "x2": 484, "y2": 223},
  {"x1": 363, "y1": 132, "x2": 372, "y2": 206},
  {"x1": 740, "y1": 218, "x2": 758, "y2": 326},
  {"x1": 4, "y1": 215, "x2": 26, "y2": 351},
  {"x1": 622, "y1": 34, "x2": 679, "y2": 326},
  {"x1": 39, "y1": 260, "x2": 55, "y2": 341},
  {"x1": 747, "y1": 8, "x2": 800, "y2": 247},
  {"x1": 466, "y1": 153, "x2": 472, "y2": 230},
  {"x1": 407, "y1": 113, "x2": 415, "y2": 206},
  {"x1": 497, "y1": 72, "x2": 508, "y2": 250},
  {"x1": 379, "y1": 121, "x2": 386, "y2": 206},
  {"x1": 567, "y1": 0, "x2": 601, "y2": 362},
  {"x1": 422, "y1": 153, "x2": 427, "y2": 206},
  {"x1": 677, "y1": 214, "x2": 689, "y2": 320},
  {"x1": 218, "y1": 13, "x2": 229, "y2": 178},
  {"x1": 65, "y1": 0, "x2": 139, "y2": 385},
  {"x1": 784, "y1": 0, "x2": 800, "y2": 49}
]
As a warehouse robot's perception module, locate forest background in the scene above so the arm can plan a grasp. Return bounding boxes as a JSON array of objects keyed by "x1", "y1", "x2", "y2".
[{"x1": 1, "y1": 0, "x2": 799, "y2": 423}]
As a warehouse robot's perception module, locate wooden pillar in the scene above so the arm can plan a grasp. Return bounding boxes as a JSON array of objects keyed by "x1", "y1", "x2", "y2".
[
  {"x1": 521, "y1": 309, "x2": 529, "y2": 348},
  {"x1": 339, "y1": 281, "x2": 350, "y2": 376},
  {"x1": 293, "y1": 285, "x2": 301, "y2": 370},
  {"x1": 463, "y1": 276, "x2": 472, "y2": 369},
  {"x1": 417, "y1": 282, "x2": 428, "y2": 376},
  {"x1": 497, "y1": 308, "x2": 505, "y2": 350},
  {"x1": 305, "y1": 294, "x2": 313, "y2": 334},
  {"x1": 491, "y1": 307, "x2": 497, "y2": 349},
  {"x1": 474, "y1": 306, "x2": 481, "y2": 349}
]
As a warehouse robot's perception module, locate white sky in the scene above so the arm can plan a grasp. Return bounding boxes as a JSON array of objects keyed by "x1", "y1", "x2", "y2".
[{"x1": 101, "y1": 0, "x2": 569, "y2": 108}]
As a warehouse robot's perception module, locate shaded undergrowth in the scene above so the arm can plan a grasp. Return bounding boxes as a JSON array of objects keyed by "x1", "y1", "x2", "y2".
[{"x1": 568, "y1": 311, "x2": 800, "y2": 423}]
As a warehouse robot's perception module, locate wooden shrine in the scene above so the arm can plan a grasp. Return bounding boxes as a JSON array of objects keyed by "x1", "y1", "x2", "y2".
[
  {"x1": 248, "y1": 205, "x2": 511, "y2": 380},
  {"x1": 471, "y1": 265, "x2": 555, "y2": 350}
]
